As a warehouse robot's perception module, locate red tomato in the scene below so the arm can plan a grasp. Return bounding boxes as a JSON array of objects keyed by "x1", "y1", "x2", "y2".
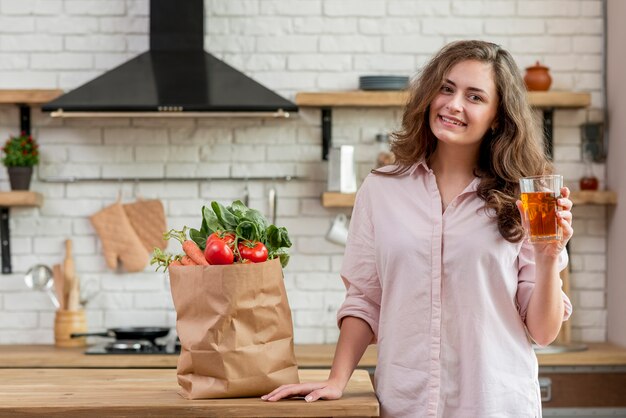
[
  {"x1": 204, "y1": 233, "x2": 235, "y2": 265},
  {"x1": 207, "y1": 231, "x2": 235, "y2": 247},
  {"x1": 237, "y1": 241, "x2": 268, "y2": 263}
]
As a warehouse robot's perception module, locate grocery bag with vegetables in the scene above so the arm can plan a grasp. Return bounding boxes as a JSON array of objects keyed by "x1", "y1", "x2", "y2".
[
  {"x1": 151, "y1": 200, "x2": 291, "y2": 269},
  {"x1": 157, "y1": 200, "x2": 299, "y2": 400}
]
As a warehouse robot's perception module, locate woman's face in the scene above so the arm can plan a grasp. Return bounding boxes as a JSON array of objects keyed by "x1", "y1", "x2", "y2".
[{"x1": 428, "y1": 59, "x2": 499, "y2": 149}]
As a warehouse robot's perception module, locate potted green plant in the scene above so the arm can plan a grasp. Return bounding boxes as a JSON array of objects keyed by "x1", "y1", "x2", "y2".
[{"x1": 2, "y1": 131, "x2": 39, "y2": 190}]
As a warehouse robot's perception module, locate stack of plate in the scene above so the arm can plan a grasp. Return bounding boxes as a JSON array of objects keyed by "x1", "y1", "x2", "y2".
[{"x1": 359, "y1": 75, "x2": 409, "y2": 91}]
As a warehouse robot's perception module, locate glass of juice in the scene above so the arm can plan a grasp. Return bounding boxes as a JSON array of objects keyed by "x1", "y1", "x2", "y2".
[{"x1": 519, "y1": 175, "x2": 563, "y2": 243}]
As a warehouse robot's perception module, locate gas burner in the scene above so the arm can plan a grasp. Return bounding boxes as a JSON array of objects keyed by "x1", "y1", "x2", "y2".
[
  {"x1": 106, "y1": 339, "x2": 154, "y2": 353},
  {"x1": 85, "y1": 339, "x2": 180, "y2": 355}
]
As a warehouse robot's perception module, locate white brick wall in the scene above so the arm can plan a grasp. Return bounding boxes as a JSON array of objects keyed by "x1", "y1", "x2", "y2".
[{"x1": 0, "y1": 0, "x2": 609, "y2": 344}]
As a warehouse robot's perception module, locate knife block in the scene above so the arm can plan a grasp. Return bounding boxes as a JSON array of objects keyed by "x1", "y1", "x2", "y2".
[{"x1": 54, "y1": 309, "x2": 87, "y2": 348}]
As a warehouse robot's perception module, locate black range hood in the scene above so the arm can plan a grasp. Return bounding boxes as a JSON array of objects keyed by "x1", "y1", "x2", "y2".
[{"x1": 42, "y1": 0, "x2": 297, "y2": 118}]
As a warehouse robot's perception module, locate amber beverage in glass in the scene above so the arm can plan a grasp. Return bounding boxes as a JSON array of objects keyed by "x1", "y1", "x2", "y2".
[{"x1": 519, "y1": 175, "x2": 563, "y2": 243}]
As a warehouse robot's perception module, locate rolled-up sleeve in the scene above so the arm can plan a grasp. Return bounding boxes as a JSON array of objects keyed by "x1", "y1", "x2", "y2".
[
  {"x1": 516, "y1": 241, "x2": 573, "y2": 323},
  {"x1": 336, "y1": 178, "x2": 381, "y2": 343}
]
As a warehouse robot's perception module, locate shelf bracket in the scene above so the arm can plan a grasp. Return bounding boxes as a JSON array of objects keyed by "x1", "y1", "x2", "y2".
[
  {"x1": 322, "y1": 108, "x2": 332, "y2": 160},
  {"x1": 0, "y1": 207, "x2": 11, "y2": 274},
  {"x1": 542, "y1": 108, "x2": 554, "y2": 160},
  {"x1": 19, "y1": 105, "x2": 31, "y2": 135}
]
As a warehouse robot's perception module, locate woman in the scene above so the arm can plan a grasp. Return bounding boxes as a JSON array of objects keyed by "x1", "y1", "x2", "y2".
[{"x1": 263, "y1": 40, "x2": 574, "y2": 417}]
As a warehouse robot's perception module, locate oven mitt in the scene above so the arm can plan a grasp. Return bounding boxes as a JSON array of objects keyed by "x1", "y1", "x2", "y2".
[
  {"x1": 122, "y1": 199, "x2": 168, "y2": 252},
  {"x1": 90, "y1": 202, "x2": 149, "y2": 272}
]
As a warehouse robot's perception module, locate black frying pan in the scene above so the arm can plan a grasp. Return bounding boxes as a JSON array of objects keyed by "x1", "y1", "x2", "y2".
[{"x1": 71, "y1": 327, "x2": 171, "y2": 343}]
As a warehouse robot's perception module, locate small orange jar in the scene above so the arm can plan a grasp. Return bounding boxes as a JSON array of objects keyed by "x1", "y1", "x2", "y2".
[{"x1": 524, "y1": 61, "x2": 552, "y2": 91}]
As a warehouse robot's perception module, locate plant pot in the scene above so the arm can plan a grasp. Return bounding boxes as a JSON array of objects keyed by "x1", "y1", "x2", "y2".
[{"x1": 7, "y1": 166, "x2": 33, "y2": 190}]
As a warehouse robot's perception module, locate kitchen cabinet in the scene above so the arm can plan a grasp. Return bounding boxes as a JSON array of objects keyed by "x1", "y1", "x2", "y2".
[
  {"x1": 540, "y1": 368, "x2": 626, "y2": 409},
  {"x1": 0, "y1": 368, "x2": 378, "y2": 417},
  {"x1": 295, "y1": 90, "x2": 591, "y2": 160}
]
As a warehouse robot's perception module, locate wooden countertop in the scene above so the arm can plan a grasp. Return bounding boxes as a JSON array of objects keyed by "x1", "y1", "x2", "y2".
[
  {"x1": 0, "y1": 368, "x2": 378, "y2": 417},
  {"x1": 0, "y1": 344, "x2": 377, "y2": 369},
  {"x1": 0, "y1": 343, "x2": 625, "y2": 368}
]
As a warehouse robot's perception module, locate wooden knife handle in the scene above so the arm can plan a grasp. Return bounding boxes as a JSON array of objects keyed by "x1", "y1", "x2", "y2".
[{"x1": 63, "y1": 239, "x2": 75, "y2": 309}]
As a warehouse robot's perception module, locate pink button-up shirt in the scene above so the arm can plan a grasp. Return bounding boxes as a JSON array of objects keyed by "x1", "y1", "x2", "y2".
[{"x1": 337, "y1": 162, "x2": 572, "y2": 418}]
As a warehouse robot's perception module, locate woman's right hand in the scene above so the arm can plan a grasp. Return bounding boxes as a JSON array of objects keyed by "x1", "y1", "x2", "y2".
[{"x1": 261, "y1": 379, "x2": 343, "y2": 403}]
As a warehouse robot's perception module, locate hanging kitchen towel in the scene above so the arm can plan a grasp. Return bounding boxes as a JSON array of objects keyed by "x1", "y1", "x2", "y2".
[
  {"x1": 122, "y1": 199, "x2": 167, "y2": 252},
  {"x1": 169, "y1": 258, "x2": 299, "y2": 399},
  {"x1": 90, "y1": 202, "x2": 149, "y2": 272}
]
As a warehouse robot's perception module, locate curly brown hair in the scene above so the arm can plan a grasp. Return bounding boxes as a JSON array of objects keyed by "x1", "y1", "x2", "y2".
[{"x1": 374, "y1": 40, "x2": 551, "y2": 243}]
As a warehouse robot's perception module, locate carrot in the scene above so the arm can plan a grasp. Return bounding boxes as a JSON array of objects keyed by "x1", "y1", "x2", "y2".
[
  {"x1": 180, "y1": 255, "x2": 197, "y2": 266},
  {"x1": 163, "y1": 227, "x2": 209, "y2": 266},
  {"x1": 168, "y1": 260, "x2": 183, "y2": 268},
  {"x1": 182, "y1": 240, "x2": 209, "y2": 265}
]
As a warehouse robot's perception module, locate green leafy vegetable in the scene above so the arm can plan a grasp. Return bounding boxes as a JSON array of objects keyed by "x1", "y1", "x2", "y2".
[
  {"x1": 194, "y1": 200, "x2": 292, "y2": 268},
  {"x1": 211, "y1": 201, "x2": 238, "y2": 230}
]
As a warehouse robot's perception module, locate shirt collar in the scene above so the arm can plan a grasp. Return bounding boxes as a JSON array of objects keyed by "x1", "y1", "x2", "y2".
[
  {"x1": 409, "y1": 160, "x2": 430, "y2": 176},
  {"x1": 410, "y1": 160, "x2": 481, "y2": 194}
]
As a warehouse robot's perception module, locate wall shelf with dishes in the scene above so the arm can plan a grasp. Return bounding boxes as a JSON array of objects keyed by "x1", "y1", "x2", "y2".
[
  {"x1": 321, "y1": 190, "x2": 617, "y2": 208},
  {"x1": 295, "y1": 90, "x2": 591, "y2": 160}
]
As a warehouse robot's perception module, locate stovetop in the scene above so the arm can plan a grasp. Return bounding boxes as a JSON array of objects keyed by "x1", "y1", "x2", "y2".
[{"x1": 85, "y1": 339, "x2": 180, "y2": 355}]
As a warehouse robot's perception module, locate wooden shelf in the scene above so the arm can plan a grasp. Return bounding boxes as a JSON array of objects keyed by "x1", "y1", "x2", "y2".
[
  {"x1": 322, "y1": 192, "x2": 357, "y2": 207},
  {"x1": 528, "y1": 91, "x2": 592, "y2": 108},
  {"x1": 296, "y1": 91, "x2": 408, "y2": 107},
  {"x1": 0, "y1": 89, "x2": 63, "y2": 105},
  {"x1": 570, "y1": 190, "x2": 617, "y2": 205},
  {"x1": 296, "y1": 90, "x2": 591, "y2": 109},
  {"x1": 322, "y1": 190, "x2": 617, "y2": 208},
  {"x1": 0, "y1": 191, "x2": 43, "y2": 207}
]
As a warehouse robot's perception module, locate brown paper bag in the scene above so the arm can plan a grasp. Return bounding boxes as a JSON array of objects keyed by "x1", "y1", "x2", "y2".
[{"x1": 169, "y1": 258, "x2": 299, "y2": 399}]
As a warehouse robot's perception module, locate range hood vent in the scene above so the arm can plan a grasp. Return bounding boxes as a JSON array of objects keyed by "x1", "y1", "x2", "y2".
[{"x1": 42, "y1": 0, "x2": 297, "y2": 118}]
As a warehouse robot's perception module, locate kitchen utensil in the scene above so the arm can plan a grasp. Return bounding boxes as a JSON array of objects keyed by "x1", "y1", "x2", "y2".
[
  {"x1": 243, "y1": 183, "x2": 250, "y2": 207},
  {"x1": 327, "y1": 146, "x2": 357, "y2": 193},
  {"x1": 268, "y1": 185, "x2": 277, "y2": 225},
  {"x1": 326, "y1": 214, "x2": 349, "y2": 246},
  {"x1": 54, "y1": 309, "x2": 87, "y2": 347},
  {"x1": 24, "y1": 264, "x2": 59, "y2": 309},
  {"x1": 71, "y1": 327, "x2": 171, "y2": 345},
  {"x1": 67, "y1": 274, "x2": 80, "y2": 311},
  {"x1": 64, "y1": 239, "x2": 81, "y2": 311},
  {"x1": 79, "y1": 279, "x2": 99, "y2": 307},
  {"x1": 63, "y1": 239, "x2": 74, "y2": 309},
  {"x1": 52, "y1": 264, "x2": 64, "y2": 310}
]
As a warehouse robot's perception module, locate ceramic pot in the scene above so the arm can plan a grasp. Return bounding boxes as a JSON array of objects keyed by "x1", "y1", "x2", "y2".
[
  {"x1": 7, "y1": 166, "x2": 33, "y2": 190},
  {"x1": 524, "y1": 61, "x2": 552, "y2": 91}
]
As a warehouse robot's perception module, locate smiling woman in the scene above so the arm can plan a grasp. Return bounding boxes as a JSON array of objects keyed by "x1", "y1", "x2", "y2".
[
  {"x1": 429, "y1": 60, "x2": 499, "y2": 149},
  {"x1": 263, "y1": 40, "x2": 574, "y2": 418}
]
